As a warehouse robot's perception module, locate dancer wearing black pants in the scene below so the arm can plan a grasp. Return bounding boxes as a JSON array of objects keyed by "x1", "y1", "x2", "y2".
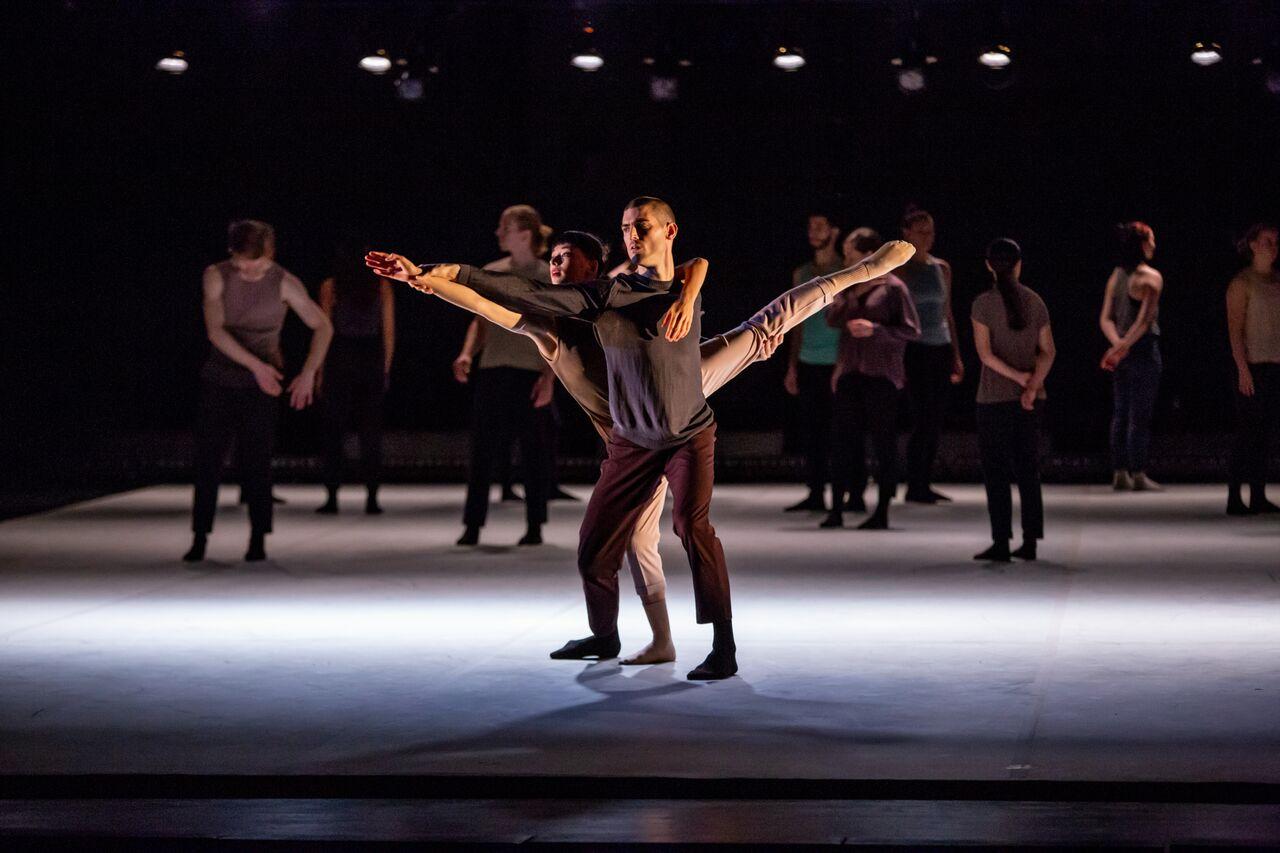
[
  {"x1": 454, "y1": 205, "x2": 556, "y2": 546},
  {"x1": 971, "y1": 239, "x2": 1055, "y2": 562},
  {"x1": 899, "y1": 208, "x2": 964, "y2": 504},
  {"x1": 316, "y1": 242, "x2": 395, "y2": 516},
  {"x1": 782, "y1": 211, "x2": 844, "y2": 512},
  {"x1": 186, "y1": 220, "x2": 332, "y2": 563},
  {"x1": 1226, "y1": 222, "x2": 1280, "y2": 515},
  {"x1": 820, "y1": 230, "x2": 920, "y2": 530}
]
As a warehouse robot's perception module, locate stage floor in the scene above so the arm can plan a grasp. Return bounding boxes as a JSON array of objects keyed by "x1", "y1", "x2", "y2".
[{"x1": 1, "y1": 484, "x2": 1278, "y2": 783}]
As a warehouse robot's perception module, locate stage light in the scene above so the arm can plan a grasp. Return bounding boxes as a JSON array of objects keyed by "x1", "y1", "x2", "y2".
[
  {"x1": 979, "y1": 45, "x2": 1012, "y2": 69},
  {"x1": 773, "y1": 47, "x2": 805, "y2": 71},
  {"x1": 155, "y1": 50, "x2": 188, "y2": 74},
  {"x1": 360, "y1": 50, "x2": 392, "y2": 74},
  {"x1": 897, "y1": 68, "x2": 927, "y2": 93},
  {"x1": 1190, "y1": 42, "x2": 1222, "y2": 67},
  {"x1": 571, "y1": 49, "x2": 604, "y2": 72}
]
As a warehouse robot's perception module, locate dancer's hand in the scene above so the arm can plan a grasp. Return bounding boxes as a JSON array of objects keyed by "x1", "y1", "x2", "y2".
[
  {"x1": 846, "y1": 318, "x2": 876, "y2": 338},
  {"x1": 660, "y1": 297, "x2": 696, "y2": 342},
  {"x1": 783, "y1": 366, "x2": 799, "y2": 396},
  {"x1": 1100, "y1": 344, "x2": 1128, "y2": 372},
  {"x1": 531, "y1": 372, "x2": 555, "y2": 408},
  {"x1": 251, "y1": 361, "x2": 284, "y2": 397},
  {"x1": 1020, "y1": 383, "x2": 1038, "y2": 411},
  {"x1": 288, "y1": 368, "x2": 317, "y2": 410},
  {"x1": 452, "y1": 354, "x2": 472, "y2": 384},
  {"x1": 1015, "y1": 370, "x2": 1033, "y2": 388},
  {"x1": 950, "y1": 354, "x2": 965, "y2": 384},
  {"x1": 365, "y1": 252, "x2": 421, "y2": 283},
  {"x1": 1238, "y1": 366, "x2": 1256, "y2": 397},
  {"x1": 760, "y1": 334, "x2": 784, "y2": 360}
]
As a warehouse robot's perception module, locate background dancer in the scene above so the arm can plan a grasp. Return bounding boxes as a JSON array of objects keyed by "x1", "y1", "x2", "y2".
[
  {"x1": 453, "y1": 204, "x2": 557, "y2": 546},
  {"x1": 1225, "y1": 222, "x2": 1280, "y2": 515},
  {"x1": 899, "y1": 207, "x2": 964, "y2": 504},
  {"x1": 782, "y1": 210, "x2": 844, "y2": 512},
  {"x1": 971, "y1": 238, "x2": 1055, "y2": 562},
  {"x1": 185, "y1": 220, "x2": 332, "y2": 563},
  {"x1": 820, "y1": 229, "x2": 920, "y2": 531},
  {"x1": 1099, "y1": 221, "x2": 1164, "y2": 492},
  {"x1": 316, "y1": 239, "x2": 395, "y2": 515}
]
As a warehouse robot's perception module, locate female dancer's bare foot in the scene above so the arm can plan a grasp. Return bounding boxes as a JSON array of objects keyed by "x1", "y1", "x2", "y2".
[{"x1": 620, "y1": 641, "x2": 676, "y2": 665}]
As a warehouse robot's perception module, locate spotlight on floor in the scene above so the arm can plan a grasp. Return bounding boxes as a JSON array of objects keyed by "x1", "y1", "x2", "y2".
[
  {"x1": 571, "y1": 49, "x2": 604, "y2": 72},
  {"x1": 360, "y1": 50, "x2": 392, "y2": 74},
  {"x1": 155, "y1": 50, "x2": 188, "y2": 74},
  {"x1": 1190, "y1": 42, "x2": 1222, "y2": 67},
  {"x1": 773, "y1": 47, "x2": 805, "y2": 71},
  {"x1": 978, "y1": 45, "x2": 1012, "y2": 69}
]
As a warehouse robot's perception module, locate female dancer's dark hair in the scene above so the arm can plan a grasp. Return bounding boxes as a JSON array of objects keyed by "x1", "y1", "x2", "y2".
[
  {"x1": 1115, "y1": 221, "x2": 1154, "y2": 272},
  {"x1": 1237, "y1": 222, "x2": 1280, "y2": 263},
  {"x1": 986, "y1": 238, "x2": 1026, "y2": 331},
  {"x1": 901, "y1": 205, "x2": 932, "y2": 232},
  {"x1": 554, "y1": 230, "x2": 608, "y2": 268}
]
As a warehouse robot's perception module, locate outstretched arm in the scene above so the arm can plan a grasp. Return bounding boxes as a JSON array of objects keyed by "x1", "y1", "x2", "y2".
[{"x1": 412, "y1": 274, "x2": 524, "y2": 331}]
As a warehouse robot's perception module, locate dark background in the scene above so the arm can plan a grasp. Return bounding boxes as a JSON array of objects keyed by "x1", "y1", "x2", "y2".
[{"x1": 12, "y1": 0, "x2": 1280, "y2": 480}]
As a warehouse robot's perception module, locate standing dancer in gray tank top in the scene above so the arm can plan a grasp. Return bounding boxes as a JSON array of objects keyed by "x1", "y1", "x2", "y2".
[
  {"x1": 1099, "y1": 221, "x2": 1164, "y2": 492},
  {"x1": 184, "y1": 220, "x2": 333, "y2": 563}
]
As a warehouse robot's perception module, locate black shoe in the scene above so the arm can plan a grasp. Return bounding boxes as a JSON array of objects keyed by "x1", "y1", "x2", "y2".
[
  {"x1": 549, "y1": 631, "x2": 621, "y2": 660},
  {"x1": 244, "y1": 531, "x2": 267, "y2": 562},
  {"x1": 785, "y1": 495, "x2": 827, "y2": 512},
  {"x1": 456, "y1": 526, "x2": 480, "y2": 546},
  {"x1": 549, "y1": 488, "x2": 580, "y2": 501},
  {"x1": 182, "y1": 534, "x2": 207, "y2": 563},
  {"x1": 501, "y1": 487, "x2": 523, "y2": 502},
  {"x1": 1226, "y1": 496, "x2": 1253, "y2": 516},
  {"x1": 974, "y1": 541, "x2": 1011, "y2": 562},
  {"x1": 518, "y1": 526, "x2": 543, "y2": 546},
  {"x1": 316, "y1": 499, "x2": 338, "y2": 515},
  {"x1": 819, "y1": 511, "x2": 843, "y2": 528},
  {"x1": 1250, "y1": 498, "x2": 1280, "y2": 515},
  {"x1": 272, "y1": 494, "x2": 286, "y2": 505},
  {"x1": 1011, "y1": 540, "x2": 1038, "y2": 561},
  {"x1": 365, "y1": 498, "x2": 383, "y2": 515},
  {"x1": 844, "y1": 494, "x2": 867, "y2": 512},
  {"x1": 905, "y1": 488, "x2": 951, "y2": 504},
  {"x1": 687, "y1": 648, "x2": 738, "y2": 680},
  {"x1": 857, "y1": 513, "x2": 889, "y2": 530}
]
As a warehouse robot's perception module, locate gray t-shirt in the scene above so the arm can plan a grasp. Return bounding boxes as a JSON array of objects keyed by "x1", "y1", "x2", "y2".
[{"x1": 971, "y1": 285, "x2": 1050, "y2": 404}]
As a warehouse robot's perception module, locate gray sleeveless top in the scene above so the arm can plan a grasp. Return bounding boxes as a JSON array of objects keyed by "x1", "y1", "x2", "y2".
[
  {"x1": 333, "y1": 279, "x2": 383, "y2": 338},
  {"x1": 201, "y1": 260, "x2": 287, "y2": 389},
  {"x1": 1109, "y1": 267, "x2": 1160, "y2": 338}
]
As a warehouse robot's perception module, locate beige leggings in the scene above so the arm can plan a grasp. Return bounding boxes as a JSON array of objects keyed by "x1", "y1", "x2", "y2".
[{"x1": 623, "y1": 270, "x2": 850, "y2": 603}]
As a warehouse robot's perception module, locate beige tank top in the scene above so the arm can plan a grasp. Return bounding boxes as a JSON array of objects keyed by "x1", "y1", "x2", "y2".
[{"x1": 1240, "y1": 268, "x2": 1280, "y2": 364}]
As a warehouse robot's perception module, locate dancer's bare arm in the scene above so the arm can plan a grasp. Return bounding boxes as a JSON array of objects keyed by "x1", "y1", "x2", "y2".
[
  {"x1": 1226, "y1": 275, "x2": 1254, "y2": 396},
  {"x1": 1098, "y1": 267, "x2": 1123, "y2": 348},
  {"x1": 202, "y1": 265, "x2": 283, "y2": 397},
  {"x1": 281, "y1": 273, "x2": 334, "y2": 409},
  {"x1": 381, "y1": 281, "x2": 396, "y2": 378},
  {"x1": 1101, "y1": 268, "x2": 1162, "y2": 370},
  {"x1": 1021, "y1": 323, "x2": 1057, "y2": 410},
  {"x1": 939, "y1": 259, "x2": 964, "y2": 382},
  {"x1": 660, "y1": 257, "x2": 709, "y2": 342},
  {"x1": 972, "y1": 319, "x2": 1032, "y2": 389},
  {"x1": 415, "y1": 275, "x2": 523, "y2": 331}
]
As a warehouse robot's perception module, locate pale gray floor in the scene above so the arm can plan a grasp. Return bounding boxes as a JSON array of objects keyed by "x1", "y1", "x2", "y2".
[{"x1": 1, "y1": 484, "x2": 1277, "y2": 781}]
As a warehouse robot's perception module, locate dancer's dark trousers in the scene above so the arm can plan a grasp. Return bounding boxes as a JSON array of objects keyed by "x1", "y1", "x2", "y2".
[
  {"x1": 1230, "y1": 362, "x2": 1280, "y2": 495},
  {"x1": 321, "y1": 335, "x2": 385, "y2": 493},
  {"x1": 579, "y1": 424, "x2": 731, "y2": 636},
  {"x1": 463, "y1": 366, "x2": 550, "y2": 529},
  {"x1": 905, "y1": 342, "x2": 953, "y2": 494},
  {"x1": 796, "y1": 362, "x2": 835, "y2": 498},
  {"x1": 976, "y1": 401, "x2": 1044, "y2": 542},
  {"x1": 1110, "y1": 335, "x2": 1161, "y2": 473},
  {"x1": 831, "y1": 373, "x2": 900, "y2": 514},
  {"x1": 192, "y1": 381, "x2": 278, "y2": 534}
]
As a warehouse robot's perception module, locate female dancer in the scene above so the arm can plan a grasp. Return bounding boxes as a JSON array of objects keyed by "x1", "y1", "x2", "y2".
[
  {"x1": 820, "y1": 229, "x2": 920, "y2": 530},
  {"x1": 971, "y1": 238, "x2": 1055, "y2": 562},
  {"x1": 1226, "y1": 222, "x2": 1280, "y2": 515},
  {"x1": 185, "y1": 220, "x2": 332, "y2": 563},
  {"x1": 316, "y1": 240, "x2": 395, "y2": 515},
  {"x1": 899, "y1": 208, "x2": 964, "y2": 504},
  {"x1": 1099, "y1": 221, "x2": 1163, "y2": 491}
]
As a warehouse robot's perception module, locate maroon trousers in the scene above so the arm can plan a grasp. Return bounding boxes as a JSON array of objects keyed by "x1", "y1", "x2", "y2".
[{"x1": 578, "y1": 423, "x2": 732, "y2": 635}]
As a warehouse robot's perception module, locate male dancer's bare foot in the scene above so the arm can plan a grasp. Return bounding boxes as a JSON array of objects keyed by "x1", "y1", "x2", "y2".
[{"x1": 620, "y1": 640, "x2": 677, "y2": 665}]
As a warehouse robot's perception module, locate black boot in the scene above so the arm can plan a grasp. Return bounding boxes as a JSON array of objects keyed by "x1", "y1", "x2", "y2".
[
  {"x1": 857, "y1": 509, "x2": 889, "y2": 530},
  {"x1": 365, "y1": 488, "x2": 383, "y2": 515},
  {"x1": 182, "y1": 533, "x2": 207, "y2": 563},
  {"x1": 456, "y1": 525, "x2": 480, "y2": 546},
  {"x1": 550, "y1": 631, "x2": 621, "y2": 660},
  {"x1": 819, "y1": 510, "x2": 843, "y2": 528},
  {"x1": 518, "y1": 524, "x2": 543, "y2": 546},
  {"x1": 245, "y1": 530, "x2": 267, "y2": 562},
  {"x1": 1011, "y1": 540, "x2": 1038, "y2": 561},
  {"x1": 687, "y1": 621, "x2": 737, "y2": 680},
  {"x1": 785, "y1": 492, "x2": 826, "y2": 512},
  {"x1": 974, "y1": 540, "x2": 1011, "y2": 562},
  {"x1": 316, "y1": 487, "x2": 339, "y2": 515}
]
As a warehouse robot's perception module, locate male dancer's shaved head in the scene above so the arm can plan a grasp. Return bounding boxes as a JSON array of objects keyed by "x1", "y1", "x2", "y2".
[{"x1": 625, "y1": 196, "x2": 677, "y2": 225}]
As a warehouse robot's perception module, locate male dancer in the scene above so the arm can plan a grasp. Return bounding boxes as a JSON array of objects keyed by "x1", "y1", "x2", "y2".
[
  {"x1": 372, "y1": 230, "x2": 913, "y2": 665},
  {"x1": 370, "y1": 203, "x2": 913, "y2": 678}
]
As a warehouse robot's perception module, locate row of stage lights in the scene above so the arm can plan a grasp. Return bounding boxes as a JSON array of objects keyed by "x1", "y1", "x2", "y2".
[{"x1": 154, "y1": 38, "x2": 1277, "y2": 99}]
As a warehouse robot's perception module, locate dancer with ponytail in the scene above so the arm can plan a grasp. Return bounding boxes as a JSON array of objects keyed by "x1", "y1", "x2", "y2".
[
  {"x1": 971, "y1": 239, "x2": 1055, "y2": 562},
  {"x1": 1099, "y1": 221, "x2": 1164, "y2": 492}
]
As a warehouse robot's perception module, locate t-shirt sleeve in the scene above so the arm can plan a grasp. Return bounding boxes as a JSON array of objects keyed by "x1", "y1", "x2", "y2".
[
  {"x1": 970, "y1": 293, "x2": 993, "y2": 327},
  {"x1": 1029, "y1": 292, "x2": 1050, "y2": 330},
  {"x1": 456, "y1": 265, "x2": 604, "y2": 318}
]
